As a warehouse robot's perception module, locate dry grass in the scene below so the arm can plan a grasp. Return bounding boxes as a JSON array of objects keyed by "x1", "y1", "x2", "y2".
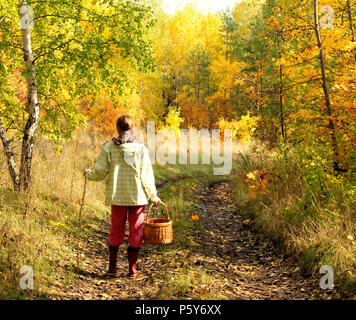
[
  {"x1": 0, "y1": 129, "x2": 108, "y2": 299},
  {"x1": 232, "y1": 142, "x2": 356, "y2": 295}
]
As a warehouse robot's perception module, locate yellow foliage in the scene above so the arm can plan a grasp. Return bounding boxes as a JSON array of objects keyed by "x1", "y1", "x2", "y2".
[
  {"x1": 218, "y1": 113, "x2": 260, "y2": 142},
  {"x1": 162, "y1": 106, "x2": 184, "y2": 137}
]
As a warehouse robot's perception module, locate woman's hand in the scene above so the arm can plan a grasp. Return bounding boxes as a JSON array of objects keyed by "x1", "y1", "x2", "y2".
[
  {"x1": 83, "y1": 169, "x2": 90, "y2": 177},
  {"x1": 153, "y1": 198, "x2": 161, "y2": 205}
]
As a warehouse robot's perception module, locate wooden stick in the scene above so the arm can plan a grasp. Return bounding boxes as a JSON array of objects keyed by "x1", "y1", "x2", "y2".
[{"x1": 76, "y1": 177, "x2": 87, "y2": 269}]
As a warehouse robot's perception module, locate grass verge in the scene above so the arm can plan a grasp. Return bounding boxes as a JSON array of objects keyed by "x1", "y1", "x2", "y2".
[{"x1": 231, "y1": 142, "x2": 356, "y2": 297}]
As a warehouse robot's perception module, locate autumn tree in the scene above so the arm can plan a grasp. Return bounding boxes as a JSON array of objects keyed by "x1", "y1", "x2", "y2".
[
  {"x1": 183, "y1": 44, "x2": 212, "y2": 102},
  {"x1": 0, "y1": 0, "x2": 155, "y2": 190}
]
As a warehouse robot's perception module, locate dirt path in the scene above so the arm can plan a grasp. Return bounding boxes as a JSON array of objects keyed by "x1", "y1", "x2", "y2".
[
  {"x1": 62, "y1": 180, "x2": 337, "y2": 300},
  {"x1": 195, "y1": 180, "x2": 337, "y2": 300}
]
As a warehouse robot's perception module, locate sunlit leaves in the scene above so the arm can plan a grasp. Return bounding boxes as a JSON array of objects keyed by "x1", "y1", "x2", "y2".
[{"x1": 0, "y1": 0, "x2": 155, "y2": 144}]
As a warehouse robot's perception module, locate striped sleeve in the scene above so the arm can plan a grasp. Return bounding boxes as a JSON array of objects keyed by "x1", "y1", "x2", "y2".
[{"x1": 86, "y1": 144, "x2": 110, "y2": 181}]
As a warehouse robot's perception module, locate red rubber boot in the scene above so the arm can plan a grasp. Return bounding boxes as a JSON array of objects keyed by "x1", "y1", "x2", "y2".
[
  {"x1": 107, "y1": 245, "x2": 119, "y2": 275},
  {"x1": 127, "y1": 246, "x2": 140, "y2": 277}
]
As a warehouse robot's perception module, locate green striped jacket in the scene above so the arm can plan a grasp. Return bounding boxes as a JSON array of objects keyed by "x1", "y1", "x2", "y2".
[{"x1": 86, "y1": 141, "x2": 160, "y2": 206}]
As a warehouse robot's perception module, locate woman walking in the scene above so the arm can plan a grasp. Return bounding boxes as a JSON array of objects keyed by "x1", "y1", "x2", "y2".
[{"x1": 84, "y1": 115, "x2": 161, "y2": 277}]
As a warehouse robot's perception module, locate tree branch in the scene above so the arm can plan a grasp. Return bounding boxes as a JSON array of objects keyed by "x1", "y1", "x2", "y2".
[
  {"x1": 33, "y1": 39, "x2": 74, "y2": 63},
  {"x1": 33, "y1": 14, "x2": 90, "y2": 22}
]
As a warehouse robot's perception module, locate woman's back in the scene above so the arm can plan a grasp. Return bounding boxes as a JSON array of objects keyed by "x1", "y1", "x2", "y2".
[{"x1": 86, "y1": 141, "x2": 159, "y2": 206}]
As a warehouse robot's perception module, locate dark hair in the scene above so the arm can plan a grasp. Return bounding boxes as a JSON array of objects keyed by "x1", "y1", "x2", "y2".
[{"x1": 116, "y1": 115, "x2": 133, "y2": 133}]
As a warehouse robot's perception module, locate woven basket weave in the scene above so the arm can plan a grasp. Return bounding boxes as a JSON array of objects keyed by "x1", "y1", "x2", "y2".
[{"x1": 143, "y1": 202, "x2": 173, "y2": 245}]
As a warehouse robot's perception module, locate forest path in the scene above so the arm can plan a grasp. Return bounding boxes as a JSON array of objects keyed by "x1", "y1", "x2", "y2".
[{"x1": 62, "y1": 180, "x2": 336, "y2": 300}]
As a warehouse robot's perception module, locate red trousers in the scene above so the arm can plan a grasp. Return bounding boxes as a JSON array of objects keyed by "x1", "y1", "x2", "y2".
[{"x1": 109, "y1": 205, "x2": 146, "y2": 248}]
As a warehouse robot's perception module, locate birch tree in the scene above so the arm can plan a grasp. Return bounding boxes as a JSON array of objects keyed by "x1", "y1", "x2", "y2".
[{"x1": 0, "y1": 0, "x2": 155, "y2": 191}]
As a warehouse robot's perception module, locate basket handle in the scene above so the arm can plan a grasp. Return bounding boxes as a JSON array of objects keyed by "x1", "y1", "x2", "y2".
[{"x1": 145, "y1": 202, "x2": 170, "y2": 223}]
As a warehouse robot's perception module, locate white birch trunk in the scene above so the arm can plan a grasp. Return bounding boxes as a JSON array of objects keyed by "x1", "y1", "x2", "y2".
[
  {"x1": 0, "y1": 118, "x2": 20, "y2": 189},
  {"x1": 19, "y1": 13, "x2": 39, "y2": 190}
]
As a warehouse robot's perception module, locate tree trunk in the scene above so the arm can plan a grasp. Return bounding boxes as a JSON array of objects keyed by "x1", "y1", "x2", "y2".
[
  {"x1": 259, "y1": 60, "x2": 263, "y2": 115},
  {"x1": 313, "y1": 0, "x2": 340, "y2": 171},
  {"x1": 19, "y1": 16, "x2": 39, "y2": 191},
  {"x1": 279, "y1": 64, "x2": 286, "y2": 142},
  {"x1": 197, "y1": 61, "x2": 200, "y2": 102},
  {"x1": 0, "y1": 118, "x2": 20, "y2": 190},
  {"x1": 277, "y1": 31, "x2": 286, "y2": 142},
  {"x1": 346, "y1": 0, "x2": 355, "y2": 61}
]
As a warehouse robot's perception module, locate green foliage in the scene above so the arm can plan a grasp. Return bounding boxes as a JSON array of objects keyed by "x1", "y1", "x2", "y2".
[
  {"x1": 184, "y1": 44, "x2": 212, "y2": 102},
  {"x1": 0, "y1": 0, "x2": 155, "y2": 143}
]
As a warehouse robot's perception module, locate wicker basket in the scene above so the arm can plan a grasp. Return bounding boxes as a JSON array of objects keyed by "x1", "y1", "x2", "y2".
[{"x1": 143, "y1": 202, "x2": 173, "y2": 245}]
